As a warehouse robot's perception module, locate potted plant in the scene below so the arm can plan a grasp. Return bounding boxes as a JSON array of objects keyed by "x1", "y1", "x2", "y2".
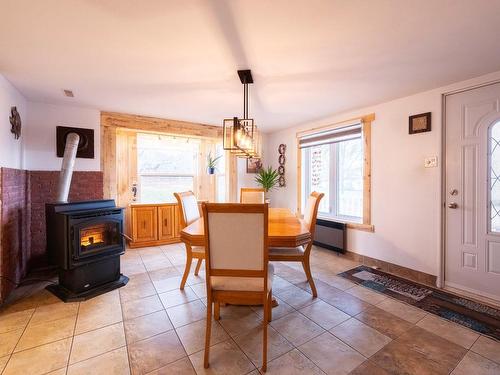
[
  {"x1": 207, "y1": 152, "x2": 222, "y2": 175},
  {"x1": 255, "y1": 166, "x2": 280, "y2": 203}
]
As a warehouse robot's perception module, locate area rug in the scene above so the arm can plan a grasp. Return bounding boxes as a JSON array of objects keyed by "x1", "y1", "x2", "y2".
[{"x1": 338, "y1": 265, "x2": 500, "y2": 341}]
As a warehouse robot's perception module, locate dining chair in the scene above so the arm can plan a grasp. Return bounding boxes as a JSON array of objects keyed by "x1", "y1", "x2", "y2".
[
  {"x1": 202, "y1": 202, "x2": 273, "y2": 372},
  {"x1": 240, "y1": 187, "x2": 265, "y2": 203},
  {"x1": 174, "y1": 191, "x2": 205, "y2": 289},
  {"x1": 269, "y1": 191, "x2": 324, "y2": 297}
]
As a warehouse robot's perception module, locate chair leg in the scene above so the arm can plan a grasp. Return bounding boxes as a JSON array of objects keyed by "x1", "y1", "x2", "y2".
[
  {"x1": 214, "y1": 302, "x2": 220, "y2": 321},
  {"x1": 262, "y1": 294, "x2": 268, "y2": 372},
  {"x1": 302, "y1": 258, "x2": 317, "y2": 297},
  {"x1": 180, "y1": 251, "x2": 193, "y2": 290},
  {"x1": 267, "y1": 290, "x2": 272, "y2": 322},
  {"x1": 194, "y1": 258, "x2": 203, "y2": 276},
  {"x1": 204, "y1": 299, "x2": 212, "y2": 368}
]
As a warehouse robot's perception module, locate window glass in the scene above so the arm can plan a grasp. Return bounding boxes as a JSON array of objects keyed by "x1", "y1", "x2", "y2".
[
  {"x1": 309, "y1": 145, "x2": 330, "y2": 213},
  {"x1": 337, "y1": 138, "x2": 363, "y2": 219},
  {"x1": 490, "y1": 121, "x2": 500, "y2": 232}
]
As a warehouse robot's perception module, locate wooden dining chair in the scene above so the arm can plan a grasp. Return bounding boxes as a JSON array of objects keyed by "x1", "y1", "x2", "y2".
[
  {"x1": 240, "y1": 187, "x2": 265, "y2": 203},
  {"x1": 269, "y1": 191, "x2": 324, "y2": 297},
  {"x1": 202, "y1": 202, "x2": 273, "y2": 372},
  {"x1": 174, "y1": 191, "x2": 205, "y2": 289}
]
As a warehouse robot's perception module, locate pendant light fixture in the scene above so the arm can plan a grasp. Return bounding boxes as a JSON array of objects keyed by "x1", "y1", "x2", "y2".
[{"x1": 223, "y1": 70, "x2": 261, "y2": 158}]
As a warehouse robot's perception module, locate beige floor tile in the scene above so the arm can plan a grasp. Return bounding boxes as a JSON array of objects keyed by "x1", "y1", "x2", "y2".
[
  {"x1": 315, "y1": 285, "x2": 371, "y2": 316},
  {"x1": 0, "y1": 329, "x2": 23, "y2": 357},
  {"x1": 124, "y1": 310, "x2": 173, "y2": 344},
  {"x1": 122, "y1": 294, "x2": 163, "y2": 320},
  {"x1": 371, "y1": 326, "x2": 467, "y2": 375},
  {"x1": 265, "y1": 348, "x2": 324, "y2": 375},
  {"x1": 67, "y1": 346, "x2": 130, "y2": 375},
  {"x1": 166, "y1": 300, "x2": 206, "y2": 328},
  {"x1": 152, "y1": 276, "x2": 183, "y2": 293},
  {"x1": 158, "y1": 286, "x2": 198, "y2": 309},
  {"x1": 30, "y1": 301, "x2": 79, "y2": 325},
  {"x1": 147, "y1": 357, "x2": 196, "y2": 374},
  {"x1": 190, "y1": 282, "x2": 207, "y2": 298},
  {"x1": 119, "y1": 280, "x2": 157, "y2": 303},
  {"x1": 355, "y1": 306, "x2": 413, "y2": 339},
  {"x1": 148, "y1": 266, "x2": 180, "y2": 282},
  {"x1": 0, "y1": 355, "x2": 9, "y2": 373},
  {"x1": 299, "y1": 332, "x2": 365, "y2": 375},
  {"x1": 126, "y1": 271, "x2": 151, "y2": 287},
  {"x1": 122, "y1": 262, "x2": 147, "y2": 276},
  {"x1": 271, "y1": 311, "x2": 324, "y2": 346},
  {"x1": 3, "y1": 337, "x2": 72, "y2": 375},
  {"x1": 349, "y1": 360, "x2": 391, "y2": 375},
  {"x1": 0, "y1": 309, "x2": 34, "y2": 333},
  {"x1": 45, "y1": 367, "x2": 67, "y2": 375},
  {"x1": 330, "y1": 318, "x2": 391, "y2": 357},
  {"x1": 144, "y1": 258, "x2": 175, "y2": 272},
  {"x1": 471, "y1": 336, "x2": 500, "y2": 364},
  {"x1": 375, "y1": 298, "x2": 426, "y2": 324},
  {"x1": 451, "y1": 351, "x2": 500, "y2": 375},
  {"x1": 234, "y1": 326, "x2": 294, "y2": 367},
  {"x1": 271, "y1": 275, "x2": 295, "y2": 293},
  {"x1": 128, "y1": 330, "x2": 186, "y2": 374},
  {"x1": 176, "y1": 318, "x2": 229, "y2": 355},
  {"x1": 345, "y1": 285, "x2": 387, "y2": 305},
  {"x1": 315, "y1": 271, "x2": 357, "y2": 291},
  {"x1": 217, "y1": 305, "x2": 263, "y2": 337},
  {"x1": 70, "y1": 322, "x2": 126, "y2": 364},
  {"x1": 416, "y1": 314, "x2": 479, "y2": 349},
  {"x1": 299, "y1": 300, "x2": 350, "y2": 330},
  {"x1": 75, "y1": 292, "x2": 122, "y2": 334},
  {"x1": 189, "y1": 339, "x2": 255, "y2": 375},
  {"x1": 274, "y1": 285, "x2": 315, "y2": 309},
  {"x1": 251, "y1": 296, "x2": 295, "y2": 321},
  {"x1": 15, "y1": 315, "x2": 76, "y2": 352}
]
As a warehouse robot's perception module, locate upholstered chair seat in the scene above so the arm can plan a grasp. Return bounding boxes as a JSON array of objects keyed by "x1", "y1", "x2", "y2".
[
  {"x1": 211, "y1": 264, "x2": 274, "y2": 291},
  {"x1": 269, "y1": 246, "x2": 304, "y2": 256}
]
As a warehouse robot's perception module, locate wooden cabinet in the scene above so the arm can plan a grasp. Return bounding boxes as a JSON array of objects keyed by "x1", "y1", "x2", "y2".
[{"x1": 129, "y1": 203, "x2": 181, "y2": 248}]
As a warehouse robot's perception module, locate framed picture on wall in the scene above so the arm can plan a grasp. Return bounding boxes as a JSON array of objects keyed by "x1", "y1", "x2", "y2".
[
  {"x1": 409, "y1": 112, "x2": 431, "y2": 134},
  {"x1": 247, "y1": 157, "x2": 262, "y2": 173}
]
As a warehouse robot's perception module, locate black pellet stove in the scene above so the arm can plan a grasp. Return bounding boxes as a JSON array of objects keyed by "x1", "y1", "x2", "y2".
[{"x1": 46, "y1": 199, "x2": 128, "y2": 302}]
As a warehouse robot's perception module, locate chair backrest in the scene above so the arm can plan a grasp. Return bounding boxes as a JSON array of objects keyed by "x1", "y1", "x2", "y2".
[
  {"x1": 174, "y1": 191, "x2": 201, "y2": 228},
  {"x1": 240, "y1": 188, "x2": 265, "y2": 204},
  {"x1": 303, "y1": 192, "x2": 324, "y2": 236},
  {"x1": 202, "y1": 203, "x2": 269, "y2": 282}
]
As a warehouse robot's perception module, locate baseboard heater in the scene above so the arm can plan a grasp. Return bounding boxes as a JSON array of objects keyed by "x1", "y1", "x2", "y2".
[{"x1": 313, "y1": 219, "x2": 346, "y2": 253}]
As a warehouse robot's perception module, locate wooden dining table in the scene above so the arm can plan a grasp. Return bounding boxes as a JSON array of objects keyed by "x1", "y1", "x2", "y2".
[{"x1": 180, "y1": 207, "x2": 311, "y2": 248}]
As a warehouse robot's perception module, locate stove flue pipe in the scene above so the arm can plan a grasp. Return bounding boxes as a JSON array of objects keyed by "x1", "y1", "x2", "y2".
[{"x1": 56, "y1": 132, "x2": 80, "y2": 203}]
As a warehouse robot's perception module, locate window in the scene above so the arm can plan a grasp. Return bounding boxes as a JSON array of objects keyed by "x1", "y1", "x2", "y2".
[
  {"x1": 215, "y1": 143, "x2": 226, "y2": 202},
  {"x1": 137, "y1": 133, "x2": 199, "y2": 203},
  {"x1": 298, "y1": 115, "x2": 373, "y2": 230},
  {"x1": 490, "y1": 121, "x2": 500, "y2": 232}
]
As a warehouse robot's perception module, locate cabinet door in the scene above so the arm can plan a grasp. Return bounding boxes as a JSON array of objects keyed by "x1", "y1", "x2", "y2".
[
  {"x1": 132, "y1": 207, "x2": 157, "y2": 242},
  {"x1": 158, "y1": 206, "x2": 175, "y2": 240}
]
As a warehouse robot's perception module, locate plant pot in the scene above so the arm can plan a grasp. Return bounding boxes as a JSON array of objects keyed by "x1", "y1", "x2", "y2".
[
  {"x1": 265, "y1": 198, "x2": 271, "y2": 204},
  {"x1": 207, "y1": 167, "x2": 216, "y2": 175}
]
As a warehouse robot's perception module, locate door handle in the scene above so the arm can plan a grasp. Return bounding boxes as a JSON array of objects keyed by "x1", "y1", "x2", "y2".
[{"x1": 448, "y1": 202, "x2": 458, "y2": 209}]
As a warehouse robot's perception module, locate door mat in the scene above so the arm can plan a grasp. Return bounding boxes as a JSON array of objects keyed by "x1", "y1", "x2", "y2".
[{"x1": 338, "y1": 265, "x2": 500, "y2": 341}]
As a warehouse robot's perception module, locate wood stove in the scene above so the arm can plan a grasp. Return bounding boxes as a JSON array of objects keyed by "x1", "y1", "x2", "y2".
[{"x1": 45, "y1": 199, "x2": 128, "y2": 302}]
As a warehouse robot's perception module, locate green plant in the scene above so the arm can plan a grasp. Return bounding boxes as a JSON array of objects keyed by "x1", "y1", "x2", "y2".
[
  {"x1": 207, "y1": 152, "x2": 222, "y2": 171},
  {"x1": 255, "y1": 166, "x2": 280, "y2": 192}
]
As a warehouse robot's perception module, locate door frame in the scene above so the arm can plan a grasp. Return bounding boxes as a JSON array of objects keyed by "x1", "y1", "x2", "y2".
[{"x1": 440, "y1": 79, "x2": 500, "y2": 292}]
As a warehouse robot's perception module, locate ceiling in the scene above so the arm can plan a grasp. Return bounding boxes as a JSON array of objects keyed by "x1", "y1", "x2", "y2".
[{"x1": 1, "y1": 0, "x2": 500, "y2": 132}]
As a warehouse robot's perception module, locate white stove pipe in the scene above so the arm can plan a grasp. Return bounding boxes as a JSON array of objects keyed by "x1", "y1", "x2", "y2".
[{"x1": 56, "y1": 132, "x2": 80, "y2": 203}]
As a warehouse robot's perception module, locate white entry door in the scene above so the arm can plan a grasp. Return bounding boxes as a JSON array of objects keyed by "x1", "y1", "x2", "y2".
[{"x1": 445, "y1": 82, "x2": 500, "y2": 301}]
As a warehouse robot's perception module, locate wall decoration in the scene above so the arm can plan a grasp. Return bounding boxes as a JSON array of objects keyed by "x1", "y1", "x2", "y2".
[
  {"x1": 9, "y1": 106, "x2": 21, "y2": 139},
  {"x1": 56, "y1": 126, "x2": 95, "y2": 159},
  {"x1": 247, "y1": 157, "x2": 263, "y2": 173},
  {"x1": 278, "y1": 143, "x2": 286, "y2": 187},
  {"x1": 409, "y1": 112, "x2": 431, "y2": 134}
]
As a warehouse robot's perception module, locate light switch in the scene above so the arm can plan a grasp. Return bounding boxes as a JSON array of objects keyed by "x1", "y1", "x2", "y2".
[{"x1": 424, "y1": 156, "x2": 438, "y2": 168}]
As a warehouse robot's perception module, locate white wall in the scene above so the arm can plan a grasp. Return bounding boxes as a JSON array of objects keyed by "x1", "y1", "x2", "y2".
[
  {"x1": 25, "y1": 102, "x2": 101, "y2": 171},
  {"x1": 264, "y1": 70, "x2": 500, "y2": 277},
  {"x1": 0, "y1": 74, "x2": 27, "y2": 169}
]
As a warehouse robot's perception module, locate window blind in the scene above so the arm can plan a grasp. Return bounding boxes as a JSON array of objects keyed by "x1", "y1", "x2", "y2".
[{"x1": 298, "y1": 123, "x2": 362, "y2": 149}]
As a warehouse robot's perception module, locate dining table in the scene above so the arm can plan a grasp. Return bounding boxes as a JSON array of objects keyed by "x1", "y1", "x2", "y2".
[{"x1": 180, "y1": 207, "x2": 311, "y2": 248}]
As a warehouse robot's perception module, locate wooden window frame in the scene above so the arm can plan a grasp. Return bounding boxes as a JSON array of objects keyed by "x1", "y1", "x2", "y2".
[{"x1": 297, "y1": 113, "x2": 374, "y2": 232}]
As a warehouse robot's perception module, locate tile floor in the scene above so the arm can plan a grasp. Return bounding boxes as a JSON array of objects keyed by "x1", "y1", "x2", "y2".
[{"x1": 0, "y1": 243, "x2": 499, "y2": 375}]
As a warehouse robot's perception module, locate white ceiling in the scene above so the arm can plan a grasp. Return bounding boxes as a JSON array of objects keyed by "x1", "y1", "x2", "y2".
[{"x1": 1, "y1": 0, "x2": 500, "y2": 132}]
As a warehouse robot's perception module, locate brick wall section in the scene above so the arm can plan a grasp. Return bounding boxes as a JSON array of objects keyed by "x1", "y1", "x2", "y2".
[
  {"x1": 29, "y1": 171, "x2": 103, "y2": 268},
  {"x1": 0, "y1": 168, "x2": 30, "y2": 302}
]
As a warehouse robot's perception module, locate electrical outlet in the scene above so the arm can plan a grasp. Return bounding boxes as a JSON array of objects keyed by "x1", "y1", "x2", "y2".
[{"x1": 424, "y1": 156, "x2": 438, "y2": 168}]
